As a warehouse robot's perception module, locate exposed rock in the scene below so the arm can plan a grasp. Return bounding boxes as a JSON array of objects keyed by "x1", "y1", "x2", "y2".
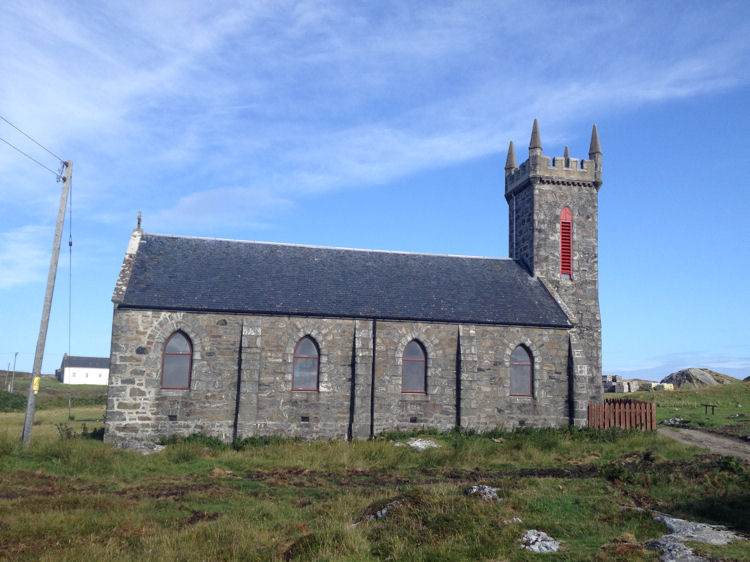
[
  {"x1": 660, "y1": 417, "x2": 686, "y2": 426},
  {"x1": 645, "y1": 513, "x2": 746, "y2": 561},
  {"x1": 646, "y1": 538, "x2": 706, "y2": 562},
  {"x1": 368, "y1": 499, "x2": 403, "y2": 521},
  {"x1": 519, "y1": 530, "x2": 560, "y2": 553},
  {"x1": 662, "y1": 368, "x2": 720, "y2": 388},
  {"x1": 351, "y1": 499, "x2": 404, "y2": 527},
  {"x1": 394, "y1": 438, "x2": 440, "y2": 451},
  {"x1": 464, "y1": 484, "x2": 500, "y2": 502},
  {"x1": 654, "y1": 514, "x2": 742, "y2": 545}
]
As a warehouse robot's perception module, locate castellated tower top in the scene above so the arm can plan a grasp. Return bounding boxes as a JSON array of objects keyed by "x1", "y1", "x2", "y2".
[{"x1": 505, "y1": 121, "x2": 602, "y2": 201}]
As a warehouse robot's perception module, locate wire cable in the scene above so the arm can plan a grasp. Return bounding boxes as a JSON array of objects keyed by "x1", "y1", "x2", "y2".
[
  {"x1": 0, "y1": 115, "x2": 64, "y2": 162},
  {"x1": 0, "y1": 136, "x2": 59, "y2": 176}
]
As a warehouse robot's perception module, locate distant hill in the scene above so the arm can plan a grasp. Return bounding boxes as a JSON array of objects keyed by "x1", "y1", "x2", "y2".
[{"x1": 661, "y1": 367, "x2": 739, "y2": 388}]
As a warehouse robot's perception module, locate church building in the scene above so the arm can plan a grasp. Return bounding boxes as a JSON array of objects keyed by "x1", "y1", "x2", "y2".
[{"x1": 103, "y1": 121, "x2": 604, "y2": 448}]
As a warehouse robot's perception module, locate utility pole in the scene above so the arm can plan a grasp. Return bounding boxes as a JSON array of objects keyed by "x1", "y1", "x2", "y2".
[{"x1": 21, "y1": 162, "x2": 71, "y2": 447}]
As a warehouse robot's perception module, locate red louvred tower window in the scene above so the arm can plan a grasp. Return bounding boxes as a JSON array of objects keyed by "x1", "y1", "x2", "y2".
[{"x1": 560, "y1": 207, "x2": 572, "y2": 278}]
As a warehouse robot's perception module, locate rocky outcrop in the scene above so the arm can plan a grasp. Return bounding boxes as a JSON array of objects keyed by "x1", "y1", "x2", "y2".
[
  {"x1": 645, "y1": 513, "x2": 745, "y2": 561},
  {"x1": 394, "y1": 438, "x2": 441, "y2": 451},
  {"x1": 661, "y1": 368, "x2": 729, "y2": 388},
  {"x1": 464, "y1": 485, "x2": 500, "y2": 502},
  {"x1": 519, "y1": 530, "x2": 561, "y2": 553}
]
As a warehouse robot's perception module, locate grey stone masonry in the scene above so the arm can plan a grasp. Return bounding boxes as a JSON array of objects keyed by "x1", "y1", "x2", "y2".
[
  {"x1": 104, "y1": 310, "x2": 577, "y2": 446},
  {"x1": 504, "y1": 121, "x2": 604, "y2": 425}
]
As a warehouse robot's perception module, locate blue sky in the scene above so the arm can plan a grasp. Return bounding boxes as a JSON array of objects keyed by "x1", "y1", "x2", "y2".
[{"x1": 1, "y1": 1, "x2": 748, "y2": 380}]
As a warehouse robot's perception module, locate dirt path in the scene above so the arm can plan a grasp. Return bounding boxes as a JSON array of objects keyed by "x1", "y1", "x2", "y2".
[{"x1": 658, "y1": 427, "x2": 750, "y2": 462}]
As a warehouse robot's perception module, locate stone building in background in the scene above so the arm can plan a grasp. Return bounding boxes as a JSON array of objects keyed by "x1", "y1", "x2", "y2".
[{"x1": 104, "y1": 121, "x2": 604, "y2": 448}]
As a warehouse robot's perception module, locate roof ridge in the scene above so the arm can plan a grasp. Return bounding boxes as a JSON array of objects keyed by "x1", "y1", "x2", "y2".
[{"x1": 142, "y1": 232, "x2": 513, "y2": 262}]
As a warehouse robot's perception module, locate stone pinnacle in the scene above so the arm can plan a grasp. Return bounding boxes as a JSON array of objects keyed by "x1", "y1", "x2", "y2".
[
  {"x1": 529, "y1": 119, "x2": 542, "y2": 151},
  {"x1": 589, "y1": 124, "x2": 602, "y2": 156},
  {"x1": 505, "y1": 141, "x2": 516, "y2": 170}
]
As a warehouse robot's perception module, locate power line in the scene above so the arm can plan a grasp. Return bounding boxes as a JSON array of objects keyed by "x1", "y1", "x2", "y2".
[
  {"x1": 0, "y1": 115, "x2": 64, "y2": 162},
  {"x1": 0, "y1": 135, "x2": 60, "y2": 176}
]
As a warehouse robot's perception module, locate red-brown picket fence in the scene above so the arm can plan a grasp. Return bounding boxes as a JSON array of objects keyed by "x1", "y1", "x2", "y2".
[{"x1": 588, "y1": 399, "x2": 655, "y2": 431}]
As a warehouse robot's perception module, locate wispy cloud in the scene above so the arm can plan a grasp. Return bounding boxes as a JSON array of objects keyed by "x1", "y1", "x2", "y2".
[
  {"x1": 2, "y1": 1, "x2": 750, "y2": 236},
  {"x1": 0, "y1": 225, "x2": 52, "y2": 289},
  {"x1": 150, "y1": 186, "x2": 294, "y2": 232}
]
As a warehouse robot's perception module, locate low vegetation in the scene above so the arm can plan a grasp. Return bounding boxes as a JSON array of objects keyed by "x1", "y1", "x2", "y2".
[
  {"x1": 0, "y1": 373, "x2": 107, "y2": 412},
  {"x1": 612, "y1": 380, "x2": 750, "y2": 439},
  {"x1": 1, "y1": 401, "x2": 749, "y2": 560}
]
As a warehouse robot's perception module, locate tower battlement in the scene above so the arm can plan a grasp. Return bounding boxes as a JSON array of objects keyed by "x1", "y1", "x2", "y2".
[{"x1": 504, "y1": 120, "x2": 602, "y2": 200}]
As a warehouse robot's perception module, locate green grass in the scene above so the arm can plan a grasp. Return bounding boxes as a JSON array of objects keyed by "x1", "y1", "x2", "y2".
[
  {"x1": 611, "y1": 380, "x2": 750, "y2": 438},
  {"x1": 0, "y1": 389, "x2": 26, "y2": 412},
  {"x1": 0, "y1": 373, "x2": 107, "y2": 412},
  {"x1": 1, "y1": 408, "x2": 749, "y2": 561}
]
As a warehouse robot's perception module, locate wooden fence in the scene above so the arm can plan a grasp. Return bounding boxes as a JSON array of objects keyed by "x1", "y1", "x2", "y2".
[{"x1": 588, "y1": 399, "x2": 656, "y2": 431}]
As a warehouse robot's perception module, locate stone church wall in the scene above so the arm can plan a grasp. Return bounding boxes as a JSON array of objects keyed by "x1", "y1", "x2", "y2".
[
  {"x1": 105, "y1": 309, "x2": 244, "y2": 445},
  {"x1": 236, "y1": 316, "x2": 356, "y2": 440},
  {"x1": 461, "y1": 324, "x2": 571, "y2": 431},
  {"x1": 105, "y1": 309, "x2": 575, "y2": 448}
]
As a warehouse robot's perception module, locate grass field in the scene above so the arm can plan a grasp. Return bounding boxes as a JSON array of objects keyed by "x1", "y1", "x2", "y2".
[
  {"x1": 1, "y1": 406, "x2": 749, "y2": 561},
  {"x1": 611, "y1": 380, "x2": 750, "y2": 439},
  {"x1": 1, "y1": 379, "x2": 748, "y2": 559}
]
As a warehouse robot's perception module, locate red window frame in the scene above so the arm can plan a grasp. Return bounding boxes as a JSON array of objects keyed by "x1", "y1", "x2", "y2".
[
  {"x1": 292, "y1": 336, "x2": 319, "y2": 391},
  {"x1": 161, "y1": 331, "x2": 192, "y2": 389},
  {"x1": 509, "y1": 345, "x2": 533, "y2": 397},
  {"x1": 560, "y1": 207, "x2": 572, "y2": 278},
  {"x1": 401, "y1": 340, "x2": 427, "y2": 393}
]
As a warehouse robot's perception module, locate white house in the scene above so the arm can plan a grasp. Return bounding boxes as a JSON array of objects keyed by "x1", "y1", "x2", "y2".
[{"x1": 55, "y1": 355, "x2": 110, "y2": 385}]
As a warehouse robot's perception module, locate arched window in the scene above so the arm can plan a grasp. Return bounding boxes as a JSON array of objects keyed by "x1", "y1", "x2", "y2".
[
  {"x1": 293, "y1": 336, "x2": 319, "y2": 391},
  {"x1": 402, "y1": 340, "x2": 426, "y2": 393},
  {"x1": 560, "y1": 207, "x2": 572, "y2": 279},
  {"x1": 161, "y1": 331, "x2": 192, "y2": 389},
  {"x1": 509, "y1": 345, "x2": 533, "y2": 396}
]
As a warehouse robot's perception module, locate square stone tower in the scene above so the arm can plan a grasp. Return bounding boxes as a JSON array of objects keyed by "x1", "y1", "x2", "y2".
[{"x1": 504, "y1": 120, "x2": 604, "y2": 425}]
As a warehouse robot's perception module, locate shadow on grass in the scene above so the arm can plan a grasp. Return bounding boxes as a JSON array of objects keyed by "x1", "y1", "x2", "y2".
[{"x1": 673, "y1": 491, "x2": 750, "y2": 534}]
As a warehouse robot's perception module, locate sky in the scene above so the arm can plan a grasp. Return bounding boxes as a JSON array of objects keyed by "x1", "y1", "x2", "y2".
[{"x1": 1, "y1": 1, "x2": 749, "y2": 381}]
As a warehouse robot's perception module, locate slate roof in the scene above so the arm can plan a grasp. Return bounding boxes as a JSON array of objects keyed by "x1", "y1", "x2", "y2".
[
  {"x1": 60, "y1": 355, "x2": 110, "y2": 370},
  {"x1": 118, "y1": 233, "x2": 571, "y2": 328}
]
